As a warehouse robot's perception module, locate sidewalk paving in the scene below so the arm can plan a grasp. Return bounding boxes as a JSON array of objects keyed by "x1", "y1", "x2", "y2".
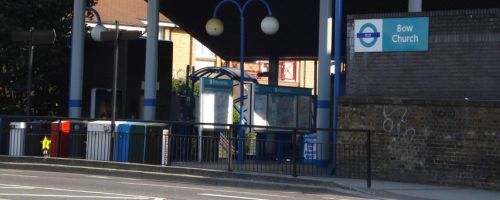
[
  {"x1": 326, "y1": 177, "x2": 500, "y2": 200},
  {"x1": 0, "y1": 156, "x2": 499, "y2": 200}
]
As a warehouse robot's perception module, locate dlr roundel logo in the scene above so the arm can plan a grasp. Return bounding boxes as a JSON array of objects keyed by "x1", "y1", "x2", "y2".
[
  {"x1": 354, "y1": 19, "x2": 383, "y2": 52},
  {"x1": 357, "y1": 23, "x2": 380, "y2": 48}
]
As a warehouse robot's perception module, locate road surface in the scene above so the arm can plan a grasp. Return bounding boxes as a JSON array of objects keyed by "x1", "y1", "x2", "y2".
[{"x1": 0, "y1": 168, "x2": 374, "y2": 200}]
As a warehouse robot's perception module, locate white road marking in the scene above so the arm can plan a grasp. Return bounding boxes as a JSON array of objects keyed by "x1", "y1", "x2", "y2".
[
  {"x1": 0, "y1": 186, "x2": 35, "y2": 189},
  {"x1": 117, "y1": 177, "x2": 141, "y2": 181},
  {"x1": 88, "y1": 175, "x2": 113, "y2": 179},
  {"x1": 199, "y1": 193, "x2": 268, "y2": 200},
  {"x1": 0, "y1": 174, "x2": 37, "y2": 178},
  {"x1": 0, "y1": 183, "x2": 157, "y2": 199},
  {"x1": 0, "y1": 169, "x2": 22, "y2": 172},
  {"x1": 319, "y1": 196, "x2": 372, "y2": 200},
  {"x1": 119, "y1": 181, "x2": 289, "y2": 198},
  {"x1": 0, "y1": 193, "x2": 149, "y2": 199}
]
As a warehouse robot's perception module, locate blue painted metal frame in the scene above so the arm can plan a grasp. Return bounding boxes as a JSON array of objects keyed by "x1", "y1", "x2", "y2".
[
  {"x1": 86, "y1": 6, "x2": 102, "y2": 24},
  {"x1": 211, "y1": 0, "x2": 273, "y2": 162},
  {"x1": 333, "y1": 0, "x2": 343, "y2": 172},
  {"x1": 189, "y1": 67, "x2": 258, "y2": 83}
]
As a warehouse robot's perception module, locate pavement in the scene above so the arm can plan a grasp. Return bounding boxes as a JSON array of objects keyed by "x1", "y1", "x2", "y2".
[{"x1": 0, "y1": 156, "x2": 499, "y2": 200}]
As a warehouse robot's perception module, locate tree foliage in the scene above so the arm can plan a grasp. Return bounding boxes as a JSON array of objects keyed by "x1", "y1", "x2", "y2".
[{"x1": 0, "y1": 0, "x2": 97, "y2": 116}]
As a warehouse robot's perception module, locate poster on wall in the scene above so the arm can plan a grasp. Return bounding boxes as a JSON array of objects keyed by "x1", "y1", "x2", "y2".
[
  {"x1": 269, "y1": 95, "x2": 296, "y2": 128},
  {"x1": 198, "y1": 78, "x2": 233, "y2": 130},
  {"x1": 253, "y1": 94, "x2": 268, "y2": 128},
  {"x1": 297, "y1": 96, "x2": 311, "y2": 128}
]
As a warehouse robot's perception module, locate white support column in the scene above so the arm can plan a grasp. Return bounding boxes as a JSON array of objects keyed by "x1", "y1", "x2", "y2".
[
  {"x1": 144, "y1": 0, "x2": 160, "y2": 120},
  {"x1": 409, "y1": 0, "x2": 422, "y2": 12},
  {"x1": 316, "y1": 0, "x2": 332, "y2": 167},
  {"x1": 69, "y1": 0, "x2": 86, "y2": 118}
]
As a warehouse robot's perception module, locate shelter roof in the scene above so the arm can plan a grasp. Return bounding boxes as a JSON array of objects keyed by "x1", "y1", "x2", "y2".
[{"x1": 189, "y1": 67, "x2": 258, "y2": 83}]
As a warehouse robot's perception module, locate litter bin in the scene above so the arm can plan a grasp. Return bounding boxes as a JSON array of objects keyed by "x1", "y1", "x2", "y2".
[
  {"x1": 144, "y1": 123, "x2": 168, "y2": 165},
  {"x1": 86, "y1": 121, "x2": 124, "y2": 161},
  {"x1": 25, "y1": 121, "x2": 51, "y2": 156},
  {"x1": 9, "y1": 122, "x2": 26, "y2": 156},
  {"x1": 67, "y1": 120, "x2": 88, "y2": 158}
]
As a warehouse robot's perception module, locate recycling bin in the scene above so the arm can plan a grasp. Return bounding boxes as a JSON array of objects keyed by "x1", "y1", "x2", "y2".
[
  {"x1": 24, "y1": 121, "x2": 51, "y2": 156},
  {"x1": 50, "y1": 120, "x2": 87, "y2": 158},
  {"x1": 50, "y1": 121, "x2": 69, "y2": 157},
  {"x1": 127, "y1": 123, "x2": 148, "y2": 163},
  {"x1": 9, "y1": 122, "x2": 26, "y2": 156},
  {"x1": 0, "y1": 118, "x2": 9, "y2": 155},
  {"x1": 86, "y1": 120, "x2": 124, "y2": 161},
  {"x1": 115, "y1": 122, "x2": 144, "y2": 162}
]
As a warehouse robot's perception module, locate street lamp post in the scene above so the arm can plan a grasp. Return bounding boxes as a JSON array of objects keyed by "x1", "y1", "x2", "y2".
[
  {"x1": 206, "y1": 0, "x2": 279, "y2": 162},
  {"x1": 90, "y1": 17, "x2": 141, "y2": 159}
]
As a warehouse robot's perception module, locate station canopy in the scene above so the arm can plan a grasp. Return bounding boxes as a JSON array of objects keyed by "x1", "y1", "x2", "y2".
[{"x1": 156, "y1": 0, "x2": 500, "y2": 60}]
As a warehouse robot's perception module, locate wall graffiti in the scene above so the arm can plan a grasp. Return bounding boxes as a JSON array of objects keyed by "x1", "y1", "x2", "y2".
[
  {"x1": 431, "y1": 107, "x2": 456, "y2": 119},
  {"x1": 382, "y1": 105, "x2": 418, "y2": 167}
]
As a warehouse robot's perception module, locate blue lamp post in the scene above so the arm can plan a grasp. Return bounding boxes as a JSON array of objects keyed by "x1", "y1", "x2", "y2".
[{"x1": 206, "y1": 0, "x2": 279, "y2": 162}]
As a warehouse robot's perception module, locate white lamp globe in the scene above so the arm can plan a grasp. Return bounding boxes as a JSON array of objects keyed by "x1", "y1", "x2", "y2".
[
  {"x1": 205, "y1": 18, "x2": 224, "y2": 36},
  {"x1": 91, "y1": 24, "x2": 107, "y2": 41},
  {"x1": 261, "y1": 16, "x2": 279, "y2": 35}
]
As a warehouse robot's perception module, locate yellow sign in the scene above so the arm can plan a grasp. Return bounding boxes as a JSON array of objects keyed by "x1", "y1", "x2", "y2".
[{"x1": 41, "y1": 136, "x2": 51, "y2": 150}]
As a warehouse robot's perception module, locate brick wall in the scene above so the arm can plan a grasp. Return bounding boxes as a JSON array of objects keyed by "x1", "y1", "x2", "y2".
[
  {"x1": 338, "y1": 97, "x2": 500, "y2": 190},
  {"x1": 346, "y1": 9, "x2": 500, "y2": 100},
  {"x1": 169, "y1": 29, "x2": 194, "y2": 79},
  {"x1": 299, "y1": 60, "x2": 316, "y2": 89}
]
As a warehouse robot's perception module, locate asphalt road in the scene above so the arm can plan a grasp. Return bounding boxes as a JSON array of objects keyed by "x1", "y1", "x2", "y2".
[{"x1": 0, "y1": 168, "x2": 374, "y2": 200}]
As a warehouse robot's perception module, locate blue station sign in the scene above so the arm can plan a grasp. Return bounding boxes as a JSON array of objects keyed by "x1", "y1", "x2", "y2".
[
  {"x1": 201, "y1": 78, "x2": 233, "y2": 93},
  {"x1": 354, "y1": 17, "x2": 429, "y2": 52}
]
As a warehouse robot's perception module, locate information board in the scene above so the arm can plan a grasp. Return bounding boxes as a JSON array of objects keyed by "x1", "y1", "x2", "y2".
[
  {"x1": 253, "y1": 85, "x2": 312, "y2": 131},
  {"x1": 198, "y1": 78, "x2": 233, "y2": 130}
]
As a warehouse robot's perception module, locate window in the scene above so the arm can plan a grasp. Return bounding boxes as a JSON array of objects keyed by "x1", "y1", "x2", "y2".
[{"x1": 279, "y1": 61, "x2": 297, "y2": 82}]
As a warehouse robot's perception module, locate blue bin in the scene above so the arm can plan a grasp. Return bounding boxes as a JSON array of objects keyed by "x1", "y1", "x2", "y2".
[
  {"x1": 115, "y1": 122, "x2": 148, "y2": 163},
  {"x1": 115, "y1": 122, "x2": 134, "y2": 162}
]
